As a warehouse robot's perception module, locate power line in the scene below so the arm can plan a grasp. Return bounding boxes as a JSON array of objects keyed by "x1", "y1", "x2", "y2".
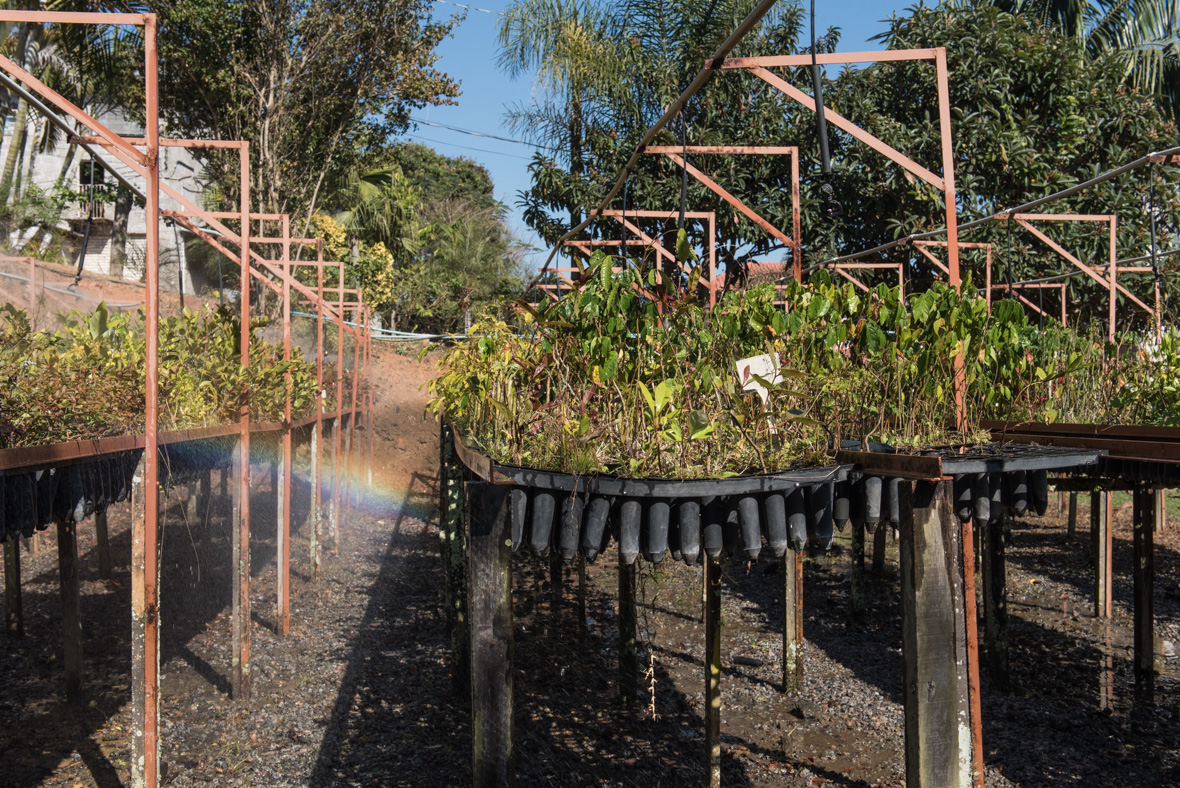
[
  {"x1": 409, "y1": 116, "x2": 556, "y2": 151},
  {"x1": 434, "y1": 0, "x2": 503, "y2": 15},
  {"x1": 406, "y1": 133, "x2": 537, "y2": 161}
]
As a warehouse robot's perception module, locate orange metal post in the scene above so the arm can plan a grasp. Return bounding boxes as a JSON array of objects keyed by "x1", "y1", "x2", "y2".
[
  {"x1": 141, "y1": 15, "x2": 161, "y2": 788},
  {"x1": 278, "y1": 216, "x2": 291, "y2": 636},
  {"x1": 234, "y1": 143, "x2": 252, "y2": 702}
]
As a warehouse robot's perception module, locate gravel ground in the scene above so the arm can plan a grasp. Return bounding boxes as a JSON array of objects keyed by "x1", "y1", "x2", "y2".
[{"x1": 3, "y1": 351, "x2": 1179, "y2": 787}]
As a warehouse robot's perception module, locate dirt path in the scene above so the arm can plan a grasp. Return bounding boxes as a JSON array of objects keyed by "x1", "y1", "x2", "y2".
[{"x1": 3, "y1": 345, "x2": 1180, "y2": 787}]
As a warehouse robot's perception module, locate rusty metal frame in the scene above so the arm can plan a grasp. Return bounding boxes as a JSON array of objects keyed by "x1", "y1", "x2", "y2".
[
  {"x1": 716, "y1": 50, "x2": 961, "y2": 288},
  {"x1": 594, "y1": 209, "x2": 718, "y2": 305},
  {"x1": 638, "y1": 148, "x2": 800, "y2": 284},
  {"x1": 0, "y1": 12, "x2": 161, "y2": 788},
  {"x1": 998, "y1": 213, "x2": 1154, "y2": 340}
]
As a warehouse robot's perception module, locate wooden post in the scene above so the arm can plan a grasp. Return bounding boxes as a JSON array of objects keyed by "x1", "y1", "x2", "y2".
[
  {"x1": 199, "y1": 468, "x2": 211, "y2": 517},
  {"x1": 549, "y1": 550, "x2": 563, "y2": 622},
  {"x1": 704, "y1": 552, "x2": 722, "y2": 788},
  {"x1": 899, "y1": 479, "x2": 973, "y2": 788},
  {"x1": 961, "y1": 517, "x2": 985, "y2": 788},
  {"x1": 872, "y1": 523, "x2": 887, "y2": 574},
  {"x1": 4, "y1": 536, "x2": 22, "y2": 638},
  {"x1": 982, "y1": 514, "x2": 1009, "y2": 691},
  {"x1": 1133, "y1": 485, "x2": 1155, "y2": 698},
  {"x1": 231, "y1": 439, "x2": 251, "y2": 700},
  {"x1": 1091, "y1": 491, "x2": 1112, "y2": 619},
  {"x1": 440, "y1": 421, "x2": 469, "y2": 698},
  {"x1": 577, "y1": 555, "x2": 588, "y2": 639},
  {"x1": 467, "y1": 481, "x2": 513, "y2": 788},
  {"x1": 1067, "y1": 492, "x2": 1078, "y2": 539},
  {"x1": 94, "y1": 509, "x2": 113, "y2": 580},
  {"x1": 850, "y1": 523, "x2": 865, "y2": 617},
  {"x1": 57, "y1": 518, "x2": 84, "y2": 702},
  {"x1": 129, "y1": 457, "x2": 158, "y2": 788},
  {"x1": 276, "y1": 448, "x2": 289, "y2": 636},
  {"x1": 1154, "y1": 488, "x2": 1166, "y2": 535},
  {"x1": 618, "y1": 557, "x2": 638, "y2": 706},
  {"x1": 310, "y1": 423, "x2": 321, "y2": 581},
  {"x1": 783, "y1": 549, "x2": 803, "y2": 692}
]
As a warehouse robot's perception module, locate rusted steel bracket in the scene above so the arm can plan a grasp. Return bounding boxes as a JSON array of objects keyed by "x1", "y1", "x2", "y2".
[{"x1": 835, "y1": 449, "x2": 947, "y2": 482}]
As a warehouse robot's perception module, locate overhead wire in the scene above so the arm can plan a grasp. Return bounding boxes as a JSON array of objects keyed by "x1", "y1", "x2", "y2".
[
  {"x1": 409, "y1": 116, "x2": 558, "y2": 150},
  {"x1": 405, "y1": 133, "x2": 537, "y2": 161}
]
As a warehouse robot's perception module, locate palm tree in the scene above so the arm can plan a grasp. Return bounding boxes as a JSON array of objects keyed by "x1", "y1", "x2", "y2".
[
  {"x1": 498, "y1": 0, "x2": 622, "y2": 229},
  {"x1": 327, "y1": 163, "x2": 425, "y2": 262},
  {"x1": 997, "y1": 0, "x2": 1180, "y2": 119}
]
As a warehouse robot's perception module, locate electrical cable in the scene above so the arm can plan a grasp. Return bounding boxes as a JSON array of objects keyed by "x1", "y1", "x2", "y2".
[
  {"x1": 433, "y1": 0, "x2": 502, "y2": 14},
  {"x1": 409, "y1": 116, "x2": 558, "y2": 150},
  {"x1": 405, "y1": 133, "x2": 536, "y2": 161}
]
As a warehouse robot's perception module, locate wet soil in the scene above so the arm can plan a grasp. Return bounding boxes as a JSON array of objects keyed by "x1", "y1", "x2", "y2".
[{"x1": 3, "y1": 349, "x2": 1179, "y2": 787}]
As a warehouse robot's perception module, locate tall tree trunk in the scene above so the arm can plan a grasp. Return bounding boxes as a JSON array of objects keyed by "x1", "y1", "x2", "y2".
[
  {"x1": 0, "y1": 99, "x2": 29, "y2": 203},
  {"x1": 53, "y1": 140, "x2": 78, "y2": 190},
  {"x1": 569, "y1": 93, "x2": 583, "y2": 229},
  {"x1": 110, "y1": 184, "x2": 131, "y2": 279},
  {"x1": 0, "y1": 17, "x2": 33, "y2": 205}
]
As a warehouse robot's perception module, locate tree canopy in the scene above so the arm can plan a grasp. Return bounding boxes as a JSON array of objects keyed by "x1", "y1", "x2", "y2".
[{"x1": 504, "y1": 0, "x2": 1180, "y2": 330}]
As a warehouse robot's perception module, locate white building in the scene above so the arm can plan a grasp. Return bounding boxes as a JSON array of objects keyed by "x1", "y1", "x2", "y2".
[{"x1": 1, "y1": 106, "x2": 212, "y2": 297}]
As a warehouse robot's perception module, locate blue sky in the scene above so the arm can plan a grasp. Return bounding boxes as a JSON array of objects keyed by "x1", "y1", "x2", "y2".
[{"x1": 413, "y1": 0, "x2": 910, "y2": 269}]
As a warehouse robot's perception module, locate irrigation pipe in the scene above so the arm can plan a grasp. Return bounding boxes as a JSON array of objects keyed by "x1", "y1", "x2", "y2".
[
  {"x1": 796, "y1": 145, "x2": 1180, "y2": 275},
  {"x1": 525, "y1": 0, "x2": 781, "y2": 292}
]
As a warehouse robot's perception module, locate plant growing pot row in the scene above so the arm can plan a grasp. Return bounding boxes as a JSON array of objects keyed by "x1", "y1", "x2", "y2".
[
  {"x1": 455, "y1": 433, "x2": 1107, "y2": 565},
  {"x1": 1, "y1": 450, "x2": 143, "y2": 542}
]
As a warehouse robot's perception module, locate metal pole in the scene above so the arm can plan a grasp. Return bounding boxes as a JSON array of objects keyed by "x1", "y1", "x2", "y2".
[
  {"x1": 132, "y1": 15, "x2": 162, "y2": 788},
  {"x1": 233, "y1": 142, "x2": 252, "y2": 701},
  {"x1": 277, "y1": 216, "x2": 291, "y2": 635},
  {"x1": 312, "y1": 262, "x2": 324, "y2": 579}
]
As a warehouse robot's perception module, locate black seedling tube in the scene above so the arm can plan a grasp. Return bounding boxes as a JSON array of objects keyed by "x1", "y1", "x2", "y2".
[
  {"x1": 703, "y1": 496, "x2": 724, "y2": 558},
  {"x1": 971, "y1": 473, "x2": 990, "y2": 525},
  {"x1": 679, "y1": 499, "x2": 702, "y2": 565},
  {"x1": 1009, "y1": 471, "x2": 1029, "y2": 516},
  {"x1": 787, "y1": 487, "x2": 808, "y2": 551},
  {"x1": 723, "y1": 503, "x2": 741, "y2": 556},
  {"x1": 954, "y1": 474, "x2": 973, "y2": 524},
  {"x1": 1031, "y1": 469, "x2": 1049, "y2": 516},
  {"x1": 529, "y1": 491, "x2": 556, "y2": 555},
  {"x1": 849, "y1": 477, "x2": 866, "y2": 528},
  {"x1": 886, "y1": 478, "x2": 902, "y2": 525},
  {"x1": 510, "y1": 488, "x2": 529, "y2": 552},
  {"x1": 53, "y1": 465, "x2": 84, "y2": 525},
  {"x1": 581, "y1": 497, "x2": 610, "y2": 562},
  {"x1": 559, "y1": 495, "x2": 584, "y2": 562},
  {"x1": 810, "y1": 482, "x2": 834, "y2": 550},
  {"x1": 989, "y1": 473, "x2": 1004, "y2": 524},
  {"x1": 619, "y1": 499, "x2": 642, "y2": 565},
  {"x1": 738, "y1": 496, "x2": 762, "y2": 561},
  {"x1": 833, "y1": 481, "x2": 851, "y2": 531},
  {"x1": 863, "y1": 476, "x2": 882, "y2": 533},
  {"x1": 763, "y1": 491, "x2": 789, "y2": 558},
  {"x1": 645, "y1": 500, "x2": 670, "y2": 564}
]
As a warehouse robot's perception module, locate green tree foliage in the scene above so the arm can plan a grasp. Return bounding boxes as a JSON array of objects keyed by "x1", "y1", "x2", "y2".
[
  {"x1": 393, "y1": 141, "x2": 500, "y2": 212},
  {"x1": 838, "y1": 3, "x2": 1180, "y2": 327},
  {"x1": 994, "y1": 0, "x2": 1180, "y2": 120},
  {"x1": 506, "y1": 1, "x2": 1179, "y2": 331},
  {"x1": 132, "y1": 0, "x2": 460, "y2": 232}
]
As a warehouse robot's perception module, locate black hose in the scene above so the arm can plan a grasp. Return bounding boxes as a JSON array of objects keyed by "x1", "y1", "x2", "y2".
[{"x1": 72, "y1": 194, "x2": 93, "y2": 288}]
